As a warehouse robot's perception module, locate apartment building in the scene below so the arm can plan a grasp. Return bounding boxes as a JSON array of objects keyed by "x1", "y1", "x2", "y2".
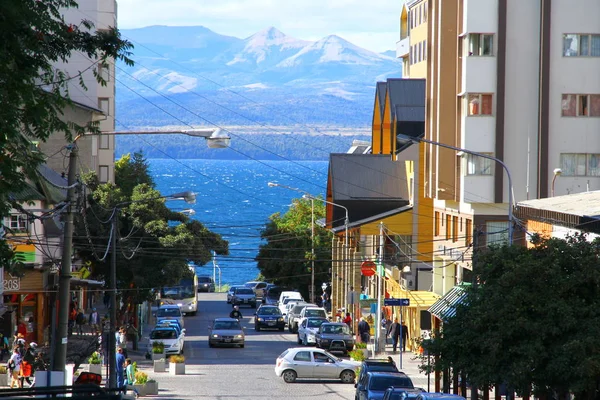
[
  {"x1": 396, "y1": 0, "x2": 600, "y2": 295},
  {"x1": 40, "y1": 0, "x2": 118, "y2": 184}
]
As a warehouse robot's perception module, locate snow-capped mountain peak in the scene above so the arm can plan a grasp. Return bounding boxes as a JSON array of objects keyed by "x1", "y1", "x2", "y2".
[{"x1": 227, "y1": 27, "x2": 309, "y2": 66}]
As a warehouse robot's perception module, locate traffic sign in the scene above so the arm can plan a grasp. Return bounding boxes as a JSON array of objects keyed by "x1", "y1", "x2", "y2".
[
  {"x1": 384, "y1": 298, "x2": 410, "y2": 307},
  {"x1": 361, "y1": 261, "x2": 376, "y2": 276}
]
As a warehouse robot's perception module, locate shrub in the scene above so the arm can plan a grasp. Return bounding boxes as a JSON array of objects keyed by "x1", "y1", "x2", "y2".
[
  {"x1": 152, "y1": 341, "x2": 165, "y2": 354},
  {"x1": 355, "y1": 342, "x2": 367, "y2": 349},
  {"x1": 134, "y1": 371, "x2": 148, "y2": 384},
  {"x1": 349, "y1": 349, "x2": 366, "y2": 362},
  {"x1": 169, "y1": 355, "x2": 185, "y2": 363},
  {"x1": 88, "y1": 352, "x2": 102, "y2": 365},
  {"x1": 0, "y1": 365, "x2": 6, "y2": 374}
]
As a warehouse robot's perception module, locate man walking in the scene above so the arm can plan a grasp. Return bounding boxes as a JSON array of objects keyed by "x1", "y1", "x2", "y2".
[
  {"x1": 88, "y1": 308, "x2": 99, "y2": 334},
  {"x1": 401, "y1": 320, "x2": 409, "y2": 352},
  {"x1": 357, "y1": 317, "x2": 370, "y2": 344},
  {"x1": 386, "y1": 318, "x2": 401, "y2": 353},
  {"x1": 115, "y1": 347, "x2": 125, "y2": 390}
]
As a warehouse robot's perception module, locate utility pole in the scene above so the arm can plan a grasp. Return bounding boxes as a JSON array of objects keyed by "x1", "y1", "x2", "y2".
[
  {"x1": 108, "y1": 211, "x2": 118, "y2": 388},
  {"x1": 52, "y1": 145, "x2": 78, "y2": 374},
  {"x1": 375, "y1": 222, "x2": 384, "y2": 354},
  {"x1": 310, "y1": 198, "x2": 315, "y2": 304}
]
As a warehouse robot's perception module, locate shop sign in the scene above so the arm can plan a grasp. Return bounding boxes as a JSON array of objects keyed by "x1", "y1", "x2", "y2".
[{"x1": 3, "y1": 274, "x2": 20, "y2": 291}]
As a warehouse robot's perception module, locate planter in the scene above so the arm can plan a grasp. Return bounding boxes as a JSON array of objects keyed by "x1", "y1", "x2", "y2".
[
  {"x1": 151, "y1": 352, "x2": 165, "y2": 361},
  {"x1": 169, "y1": 362, "x2": 185, "y2": 375},
  {"x1": 144, "y1": 381, "x2": 159, "y2": 396},
  {"x1": 133, "y1": 384, "x2": 146, "y2": 397},
  {"x1": 360, "y1": 349, "x2": 369, "y2": 359},
  {"x1": 153, "y1": 360, "x2": 166, "y2": 373},
  {"x1": 88, "y1": 363, "x2": 102, "y2": 375},
  {"x1": 0, "y1": 373, "x2": 7, "y2": 387}
]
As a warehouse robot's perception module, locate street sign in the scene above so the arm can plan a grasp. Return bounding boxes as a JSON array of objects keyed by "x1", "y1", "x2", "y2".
[
  {"x1": 384, "y1": 298, "x2": 410, "y2": 307},
  {"x1": 361, "y1": 261, "x2": 376, "y2": 276}
]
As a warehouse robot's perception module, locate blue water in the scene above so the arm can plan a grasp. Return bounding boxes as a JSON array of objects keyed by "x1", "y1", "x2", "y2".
[{"x1": 149, "y1": 159, "x2": 328, "y2": 286}]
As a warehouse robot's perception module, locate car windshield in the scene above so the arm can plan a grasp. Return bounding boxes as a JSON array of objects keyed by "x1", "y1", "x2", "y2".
[
  {"x1": 156, "y1": 308, "x2": 181, "y2": 318},
  {"x1": 307, "y1": 319, "x2": 326, "y2": 328},
  {"x1": 321, "y1": 325, "x2": 350, "y2": 335},
  {"x1": 229, "y1": 287, "x2": 240, "y2": 293},
  {"x1": 198, "y1": 277, "x2": 212, "y2": 283},
  {"x1": 267, "y1": 288, "x2": 282, "y2": 298},
  {"x1": 213, "y1": 321, "x2": 241, "y2": 330},
  {"x1": 244, "y1": 282, "x2": 258, "y2": 288},
  {"x1": 388, "y1": 393, "x2": 407, "y2": 400},
  {"x1": 366, "y1": 363, "x2": 398, "y2": 372},
  {"x1": 235, "y1": 288, "x2": 253, "y2": 295},
  {"x1": 259, "y1": 307, "x2": 281, "y2": 315},
  {"x1": 370, "y1": 376, "x2": 414, "y2": 391},
  {"x1": 162, "y1": 279, "x2": 194, "y2": 300},
  {"x1": 305, "y1": 309, "x2": 326, "y2": 318},
  {"x1": 283, "y1": 297, "x2": 298, "y2": 304},
  {"x1": 150, "y1": 330, "x2": 176, "y2": 340}
]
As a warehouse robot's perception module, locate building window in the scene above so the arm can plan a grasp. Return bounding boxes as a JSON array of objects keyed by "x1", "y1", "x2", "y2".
[
  {"x1": 98, "y1": 97, "x2": 109, "y2": 116},
  {"x1": 408, "y1": 10, "x2": 412, "y2": 31},
  {"x1": 465, "y1": 219, "x2": 472, "y2": 247},
  {"x1": 563, "y1": 34, "x2": 600, "y2": 57},
  {"x1": 99, "y1": 134, "x2": 110, "y2": 149},
  {"x1": 468, "y1": 33, "x2": 494, "y2": 56},
  {"x1": 561, "y1": 94, "x2": 600, "y2": 117},
  {"x1": 98, "y1": 63, "x2": 110, "y2": 82},
  {"x1": 424, "y1": 1, "x2": 428, "y2": 22},
  {"x1": 3, "y1": 214, "x2": 30, "y2": 234},
  {"x1": 434, "y1": 212, "x2": 440, "y2": 236},
  {"x1": 467, "y1": 94, "x2": 493, "y2": 116},
  {"x1": 452, "y1": 216, "x2": 458, "y2": 242},
  {"x1": 99, "y1": 165, "x2": 109, "y2": 183},
  {"x1": 486, "y1": 221, "x2": 509, "y2": 246},
  {"x1": 560, "y1": 153, "x2": 600, "y2": 176},
  {"x1": 424, "y1": 39, "x2": 427, "y2": 60},
  {"x1": 466, "y1": 153, "x2": 494, "y2": 176},
  {"x1": 446, "y1": 215, "x2": 451, "y2": 240}
]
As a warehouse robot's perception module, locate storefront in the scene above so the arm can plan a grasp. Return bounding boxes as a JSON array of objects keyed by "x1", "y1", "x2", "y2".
[{"x1": 2, "y1": 269, "x2": 46, "y2": 344}]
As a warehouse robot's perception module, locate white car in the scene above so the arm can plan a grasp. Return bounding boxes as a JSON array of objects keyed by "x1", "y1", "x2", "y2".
[
  {"x1": 279, "y1": 297, "x2": 304, "y2": 319},
  {"x1": 275, "y1": 347, "x2": 359, "y2": 383},
  {"x1": 297, "y1": 317, "x2": 328, "y2": 346},
  {"x1": 148, "y1": 326, "x2": 185, "y2": 355}
]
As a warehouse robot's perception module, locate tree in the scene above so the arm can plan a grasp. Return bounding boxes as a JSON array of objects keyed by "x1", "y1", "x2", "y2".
[
  {"x1": 0, "y1": 0, "x2": 132, "y2": 265},
  {"x1": 256, "y1": 197, "x2": 333, "y2": 300},
  {"x1": 424, "y1": 234, "x2": 600, "y2": 399},
  {"x1": 75, "y1": 154, "x2": 229, "y2": 304}
]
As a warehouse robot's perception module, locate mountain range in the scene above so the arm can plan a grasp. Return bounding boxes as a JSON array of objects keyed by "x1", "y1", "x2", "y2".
[{"x1": 115, "y1": 25, "x2": 401, "y2": 159}]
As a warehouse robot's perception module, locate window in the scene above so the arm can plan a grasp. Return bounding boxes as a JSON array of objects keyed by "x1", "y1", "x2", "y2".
[
  {"x1": 293, "y1": 351, "x2": 311, "y2": 362},
  {"x1": 467, "y1": 94, "x2": 493, "y2": 116},
  {"x1": 434, "y1": 212, "x2": 440, "y2": 236},
  {"x1": 486, "y1": 221, "x2": 509, "y2": 246},
  {"x1": 563, "y1": 34, "x2": 600, "y2": 57},
  {"x1": 98, "y1": 63, "x2": 110, "y2": 82},
  {"x1": 98, "y1": 98, "x2": 109, "y2": 115},
  {"x1": 424, "y1": 39, "x2": 427, "y2": 60},
  {"x1": 99, "y1": 165, "x2": 109, "y2": 183},
  {"x1": 408, "y1": 10, "x2": 412, "y2": 31},
  {"x1": 468, "y1": 34, "x2": 494, "y2": 56},
  {"x1": 3, "y1": 214, "x2": 29, "y2": 234},
  {"x1": 452, "y1": 216, "x2": 458, "y2": 242},
  {"x1": 465, "y1": 219, "x2": 473, "y2": 247},
  {"x1": 560, "y1": 153, "x2": 600, "y2": 176},
  {"x1": 466, "y1": 153, "x2": 493, "y2": 176},
  {"x1": 100, "y1": 134, "x2": 110, "y2": 149},
  {"x1": 445, "y1": 215, "x2": 451, "y2": 240},
  {"x1": 562, "y1": 94, "x2": 600, "y2": 117},
  {"x1": 418, "y1": 3, "x2": 422, "y2": 25}
]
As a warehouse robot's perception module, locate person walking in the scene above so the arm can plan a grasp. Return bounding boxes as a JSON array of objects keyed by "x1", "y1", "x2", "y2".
[
  {"x1": 88, "y1": 308, "x2": 99, "y2": 334},
  {"x1": 386, "y1": 318, "x2": 401, "y2": 353},
  {"x1": 20, "y1": 342, "x2": 36, "y2": 388},
  {"x1": 115, "y1": 347, "x2": 125, "y2": 391},
  {"x1": 358, "y1": 317, "x2": 371, "y2": 344},
  {"x1": 342, "y1": 312, "x2": 352, "y2": 330},
  {"x1": 68, "y1": 306, "x2": 77, "y2": 336},
  {"x1": 0, "y1": 333, "x2": 9, "y2": 362},
  {"x1": 124, "y1": 358, "x2": 140, "y2": 398},
  {"x1": 75, "y1": 309, "x2": 86, "y2": 335},
  {"x1": 401, "y1": 320, "x2": 410, "y2": 352},
  {"x1": 8, "y1": 347, "x2": 22, "y2": 388}
]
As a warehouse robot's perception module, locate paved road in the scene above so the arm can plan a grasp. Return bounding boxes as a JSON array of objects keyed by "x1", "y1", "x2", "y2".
[{"x1": 145, "y1": 292, "x2": 357, "y2": 399}]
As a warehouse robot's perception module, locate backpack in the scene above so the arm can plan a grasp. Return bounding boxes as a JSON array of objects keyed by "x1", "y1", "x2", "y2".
[{"x1": 76, "y1": 312, "x2": 85, "y2": 325}]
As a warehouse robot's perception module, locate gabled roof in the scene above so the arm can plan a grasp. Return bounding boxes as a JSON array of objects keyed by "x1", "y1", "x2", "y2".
[
  {"x1": 376, "y1": 81, "x2": 387, "y2": 119},
  {"x1": 347, "y1": 140, "x2": 371, "y2": 154},
  {"x1": 386, "y1": 78, "x2": 426, "y2": 122},
  {"x1": 331, "y1": 204, "x2": 412, "y2": 233}
]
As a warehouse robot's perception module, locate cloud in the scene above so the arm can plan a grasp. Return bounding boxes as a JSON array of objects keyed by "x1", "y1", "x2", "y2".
[{"x1": 117, "y1": 0, "x2": 401, "y2": 52}]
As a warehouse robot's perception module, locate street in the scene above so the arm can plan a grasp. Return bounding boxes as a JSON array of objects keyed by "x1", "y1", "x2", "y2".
[{"x1": 146, "y1": 292, "x2": 357, "y2": 399}]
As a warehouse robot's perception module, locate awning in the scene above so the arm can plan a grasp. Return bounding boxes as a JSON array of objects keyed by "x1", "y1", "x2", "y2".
[{"x1": 428, "y1": 284, "x2": 469, "y2": 321}]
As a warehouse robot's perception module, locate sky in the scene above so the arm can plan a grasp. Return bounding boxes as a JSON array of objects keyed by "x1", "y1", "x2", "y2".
[{"x1": 116, "y1": 0, "x2": 403, "y2": 53}]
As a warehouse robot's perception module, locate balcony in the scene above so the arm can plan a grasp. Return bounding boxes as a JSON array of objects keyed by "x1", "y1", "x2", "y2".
[{"x1": 396, "y1": 37, "x2": 409, "y2": 58}]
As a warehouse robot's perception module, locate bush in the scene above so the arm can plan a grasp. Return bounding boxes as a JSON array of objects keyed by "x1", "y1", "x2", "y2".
[
  {"x1": 349, "y1": 349, "x2": 366, "y2": 362},
  {"x1": 355, "y1": 342, "x2": 367, "y2": 349},
  {"x1": 169, "y1": 355, "x2": 185, "y2": 363},
  {"x1": 152, "y1": 341, "x2": 165, "y2": 354},
  {"x1": 134, "y1": 371, "x2": 148, "y2": 384},
  {"x1": 0, "y1": 365, "x2": 6, "y2": 374},
  {"x1": 88, "y1": 352, "x2": 102, "y2": 365}
]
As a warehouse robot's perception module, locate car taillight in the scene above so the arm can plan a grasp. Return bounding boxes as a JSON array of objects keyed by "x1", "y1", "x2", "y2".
[{"x1": 277, "y1": 358, "x2": 282, "y2": 367}]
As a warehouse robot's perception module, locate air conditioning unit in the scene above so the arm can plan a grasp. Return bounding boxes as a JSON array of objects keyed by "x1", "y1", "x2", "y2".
[{"x1": 401, "y1": 276, "x2": 416, "y2": 290}]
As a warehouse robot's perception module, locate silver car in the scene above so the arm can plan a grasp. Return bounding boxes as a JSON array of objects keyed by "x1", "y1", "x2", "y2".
[
  {"x1": 208, "y1": 317, "x2": 245, "y2": 348},
  {"x1": 274, "y1": 347, "x2": 359, "y2": 383},
  {"x1": 227, "y1": 285, "x2": 244, "y2": 304}
]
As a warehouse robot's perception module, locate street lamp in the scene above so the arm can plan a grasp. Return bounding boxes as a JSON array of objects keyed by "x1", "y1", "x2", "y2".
[
  {"x1": 52, "y1": 128, "x2": 226, "y2": 381},
  {"x1": 552, "y1": 168, "x2": 562, "y2": 197},
  {"x1": 397, "y1": 134, "x2": 515, "y2": 243},
  {"x1": 107, "y1": 191, "x2": 196, "y2": 388}
]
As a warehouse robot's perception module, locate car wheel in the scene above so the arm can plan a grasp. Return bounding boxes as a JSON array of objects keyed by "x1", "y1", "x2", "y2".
[
  {"x1": 279, "y1": 326, "x2": 284, "y2": 331},
  {"x1": 282, "y1": 369, "x2": 297, "y2": 383},
  {"x1": 208, "y1": 342, "x2": 214, "y2": 348},
  {"x1": 340, "y1": 369, "x2": 355, "y2": 384},
  {"x1": 240, "y1": 344, "x2": 245, "y2": 348},
  {"x1": 256, "y1": 324, "x2": 261, "y2": 332}
]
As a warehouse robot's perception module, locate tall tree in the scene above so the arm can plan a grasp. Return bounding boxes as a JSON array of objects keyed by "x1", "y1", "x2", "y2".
[
  {"x1": 0, "y1": 0, "x2": 132, "y2": 264},
  {"x1": 424, "y1": 234, "x2": 600, "y2": 399},
  {"x1": 256, "y1": 197, "x2": 332, "y2": 300}
]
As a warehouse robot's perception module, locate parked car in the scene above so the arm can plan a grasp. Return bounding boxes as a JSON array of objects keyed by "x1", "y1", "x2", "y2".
[
  {"x1": 286, "y1": 302, "x2": 313, "y2": 333},
  {"x1": 244, "y1": 281, "x2": 270, "y2": 299},
  {"x1": 264, "y1": 286, "x2": 283, "y2": 305},
  {"x1": 231, "y1": 287, "x2": 257, "y2": 308},
  {"x1": 156, "y1": 304, "x2": 184, "y2": 327},
  {"x1": 315, "y1": 322, "x2": 355, "y2": 354},
  {"x1": 414, "y1": 394, "x2": 465, "y2": 400},
  {"x1": 278, "y1": 291, "x2": 303, "y2": 306},
  {"x1": 227, "y1": 285, "x2": 244, "y2": 304},
  {"x1": 357, "y1": 359, "x2": 399, "y2": 384},
  {"x1": 279, "y1": 295, "x2": 304, "y2": 318},
  {"x1": 355, "y1": 371, "x2": 415, "y2": 400},
  {"x1": 275, "y1": 347, "x2": 359, "y2": 384},
  {"x1": 383, "y1": 388, "x2": 428, "y2": 400},
  {"x1": 297, "y1": 317, "x2": 328, "y2": 346},
  {"x1": 254, "y1": 305, "x2": 285, "y2": 331},
  {"x1": 294, "y1": 306, "x2": 327, "y2": 332},
  {"x1": 283, "y1": 299, "x2": 306, "y2": 325},
  {"x1": 147, "y1": 325, "x2": 185, "y2": 355},
  {"x1": 198, "y1": 276, "x2": 215, "y2": 292},
  {"x1": 208, "y1": 317, "x2": 245, "y2": 348}
]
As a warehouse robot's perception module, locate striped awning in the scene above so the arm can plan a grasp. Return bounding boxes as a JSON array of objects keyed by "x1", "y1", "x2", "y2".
[{"x1": 428, "y1": 285, "x2": 469, "y2": 321}]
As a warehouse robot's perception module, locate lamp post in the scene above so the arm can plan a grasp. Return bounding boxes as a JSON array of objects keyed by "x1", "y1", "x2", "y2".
[
  {"x1": 107, "y1": 191, "x2": 196, "y2": 389},
  {"x1": 397, "y1": 134, "x2": 515, "y2": 243},
  {"x1": 552, "y1": 168, "x2": 562, "y2": 197},
  {"x1": 52, "y1": 128, "x2": 225, "y2": 380}
]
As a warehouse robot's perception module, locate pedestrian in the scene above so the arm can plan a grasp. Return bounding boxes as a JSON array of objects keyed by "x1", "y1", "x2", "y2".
[
  {"x1": 75, "y1": 309, "x2": 86, "y2": 335},
  {"x1": 115, "y1": 347, "x2": 125, "y2": 391},
  {"x1": 358, "y1": 317, "x2": 371, "y2": 344},
  {"x1": 88, "y1": 308, "x2": 99, "y2": 334},
  {"x1": 68, "y1": 306, "x2": 77, "y2": 336},
  {"x1": 342, "y1": 312, "x2": 352, "y2": 330},
  {"x1": 386, "y1": 318, "x2": 401, "y2": 353},
  {"x1": 8, "y1": 347, "x2": 22, "y2": 388},
  {"x1": 20, "y1": 342, "x2": 36, "y2": 388},
  {"x1": 387, "y1": 356, "x2": 396, "y2": 368},
  {"x1": 118, "y1": 327, "x2": 128, "y2": 358},
  {"x1": 103, "y1": 291, "x2": 110, "y2": 309},
  {"x1": 124, "y1": 358, "x2": 140, "y2": 398},
  {"x1": 321, "y1": 290, "x2": 330, "y2": 311},
  {"x1": 0, "y1": 333, "x2": 9, "y2": 361},
  {"x1": 401, "y1": 320, "x2": 409, "y2": 352}
]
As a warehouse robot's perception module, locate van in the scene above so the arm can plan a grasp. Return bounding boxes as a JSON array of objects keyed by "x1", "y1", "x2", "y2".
[
  {"x1": 278, "y1": 291, "x2": 303, "y2": 306},
  {"x1": 278, "y1": 291, "x2": 304, "y2": 316}
]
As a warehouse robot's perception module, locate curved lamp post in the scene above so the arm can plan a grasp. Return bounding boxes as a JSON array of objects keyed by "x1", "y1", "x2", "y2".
[{"x1": 552, "y1": 168, "x2": 562, "y2": 197}]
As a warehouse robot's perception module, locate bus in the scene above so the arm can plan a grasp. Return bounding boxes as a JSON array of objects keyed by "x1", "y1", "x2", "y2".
[{"x1": 161, "y1": 274, "x2": 198, "y2": 316}]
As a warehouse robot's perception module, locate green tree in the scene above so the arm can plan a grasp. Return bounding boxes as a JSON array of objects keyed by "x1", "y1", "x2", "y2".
[
  {"x1": 74, "y1": 154, "x2": 228, "y2": 304},
  {"x1": 424, "y1": 234, "x2": 600, "y2": 399},
  {"x1": 0, "y1": 0, "x2": 132, "y2": 264},
  {"x1": 256, "y1": 197, "x2": 333, "y2": 300}
]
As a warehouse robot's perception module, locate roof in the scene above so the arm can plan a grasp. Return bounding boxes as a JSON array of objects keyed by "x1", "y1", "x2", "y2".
[
  {"x1": 9, "y1": 183, "x2": 46, "y2": 202},
  {"x1": 347, "y1": 140, "x2": 372, "y2": 155},
  {"x1": 386, "y1": 79, "x2": 426, "y2": 120},
  {"x1": 428, "y1": 285, "x2": 470, "y2": 322},
  {"x1": 517, "y1": 190, "x2": 600, "y2": 217},
  {"x1": 331, "y1": 205, "x2": 412, "y2": 233}
]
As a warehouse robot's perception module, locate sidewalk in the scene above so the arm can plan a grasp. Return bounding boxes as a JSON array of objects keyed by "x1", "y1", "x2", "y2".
[{"x1": 378, "y1": 340, "x2": 433, "y2": 392}]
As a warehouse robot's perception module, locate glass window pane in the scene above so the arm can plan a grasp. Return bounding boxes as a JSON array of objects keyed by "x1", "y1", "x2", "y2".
[
  {"x1": 482, "y1": 35, "x2": 493, "y2": 55},
  {"x1": 486, "y1": 221, "x2": 509, "y2": 246},
  {"x1": 579, "y1": 95, "x2": 589, "y2": 116},
  {"x1": 590, "y1": 95, "x2": 600, "y2": 117},
  {"x1": 561, "y1": 154, "x2": 575, "y2": 175},
  {"x1": 481, "y1": 94, "x2": 493, "y2": 115},
  {"x1": 587, "y1": 154, "x2": 600, "y2": 176},
  {"x1": 100, "y1": 134, "x2": 109, "y2": 149},
  {"x1": 563, "y1": 34, "x2": 579, "y2": 56},
  {"x1": 469, "y1": 34, "x2": 480, "y2": 56},
  {"x1": 591, "y1": 35, "x2": 600, "y2": 57},
  {"x1": 576, "y1": 154, "x2": 587, "y2": 176},
  {"x1": 561, "y1": 94, "x2": 577, "y2": 117},
  {"x1": 468, "y1": 94, "x2": 480, "y2": 115},
  {"x1": 580, "y1": 35, "x2": 590, "y2": 56}
]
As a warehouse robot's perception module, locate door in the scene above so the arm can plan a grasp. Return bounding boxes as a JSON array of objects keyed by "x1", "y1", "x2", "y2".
[
  {"x1": 312, "y1": 351, "x2": 339, "y2": 379},
  {"x1": 291, "y1": 351, "x2": 314, "y2": 378}
]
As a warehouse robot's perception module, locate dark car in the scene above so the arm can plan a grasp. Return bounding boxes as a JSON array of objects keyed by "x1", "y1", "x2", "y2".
[
  {"x1": 197, "y1": 276, "x2": 215, "y2": 292},
  {"x1": 254, "y1": 305, "x2": 285, "y2": 331},
  {"x1": 357, "y1": 359, "x2": 399, "y2": 384},
  {"x1": 355, "y1": 371, "x2": 415, "y2": 400},
  {"x1": 315, "y1": 322, "x2": 355, "y2": 354},
  {"x1": 383, "y1": 387, "x2": 427, "y2": 400},
  {"x1": 264, "y1": 286, "x2": 283, "y2": 305}
]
